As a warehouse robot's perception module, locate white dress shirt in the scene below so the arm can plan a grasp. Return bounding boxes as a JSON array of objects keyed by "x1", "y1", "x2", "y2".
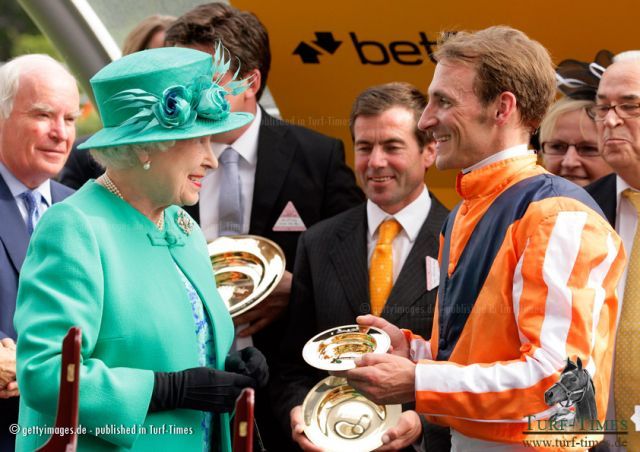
[
  {"x1": 199, "y1": 107, "x2": 261, "y2": 242},
  {"x1": 366, "y1": 185, "x2": 432, "y2": 280}
]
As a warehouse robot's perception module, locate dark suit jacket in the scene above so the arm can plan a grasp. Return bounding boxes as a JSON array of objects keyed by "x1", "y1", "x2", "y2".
[
  {"x1": 271, "y1": 196, "x2": 449, "y2": 447},
  {"x1": 586, "y1": 173, "x2": 617, "y2": 227},
  {"x1": 192, "y1": 110, "x2": 363, "y2": 450},
  {"x1": 0, "y1": 175, "x2": 74, "y2": 340},
  {"x1": 0, "y1": 173, "x2": 73, "y2": 452}
]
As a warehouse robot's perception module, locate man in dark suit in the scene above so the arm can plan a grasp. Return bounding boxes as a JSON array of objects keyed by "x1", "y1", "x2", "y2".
[
  {"x1": 58, "y1": 135, "x2": 102, "y2": 189},
  {"x1": 165, "y1": 4, "x2": 363, "y2": 449},
  {"x1": 585, "y1": 55, "x2": 640, "y2": 451},
  {"x1": 273, "y1": 82, "x2": 449, "y2": 451},
  {"x1": 0, "y1": 54, "x2": 78, "y2": 451}
]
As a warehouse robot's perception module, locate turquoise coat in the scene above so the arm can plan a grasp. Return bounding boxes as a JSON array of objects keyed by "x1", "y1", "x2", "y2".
[{"x1": 14, "y1": 182, "x2": 235, "y2": 451}]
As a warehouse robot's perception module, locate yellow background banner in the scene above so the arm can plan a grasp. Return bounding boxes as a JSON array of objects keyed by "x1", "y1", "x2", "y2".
[{"x1": 234, "y1": 0, "x2": 639, "y2": 207}]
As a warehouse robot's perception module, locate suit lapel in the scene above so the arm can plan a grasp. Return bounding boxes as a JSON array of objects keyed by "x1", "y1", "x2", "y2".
[
  {"x1": 329, "y1": 206, "x2": 370, "y2": 316},
  {"x1": 0, "y1": 174, "x2": 29, "y2": 272},
  {"x1": 591, "y1": 174, "x2": 617, "y2": 227},
  {"x1": 50, "y1": 180, "x2": 74, "y2": 203},
  {"x1": 385, "y1": 200, "x2": 443, "y2": 324},
  {"x1": 249, "y1": 111, "x2": 296, "y2": 235}
]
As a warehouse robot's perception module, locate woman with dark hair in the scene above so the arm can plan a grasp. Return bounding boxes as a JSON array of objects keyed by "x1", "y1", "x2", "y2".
[{"x1": 122, "y1": 14, "x2": 175, "y2": 55}]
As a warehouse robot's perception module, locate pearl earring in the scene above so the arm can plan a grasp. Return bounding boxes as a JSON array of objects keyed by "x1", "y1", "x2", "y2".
[{"x1": 143, "y1": 161, "x2": 151, "y2": 170}]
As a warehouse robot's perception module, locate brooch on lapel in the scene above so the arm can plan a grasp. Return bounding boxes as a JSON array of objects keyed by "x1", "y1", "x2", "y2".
[{"x1": 176, "y1": 210, "x2": 194, "y2": 235}]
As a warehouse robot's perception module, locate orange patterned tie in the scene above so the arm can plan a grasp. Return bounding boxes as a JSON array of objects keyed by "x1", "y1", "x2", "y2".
[
  {"x1": 369, "y1": 219, "x2": 402, "y2": 317},
  {"x1": 615, "y1": 189, "x2": 640, "y2": 449}
]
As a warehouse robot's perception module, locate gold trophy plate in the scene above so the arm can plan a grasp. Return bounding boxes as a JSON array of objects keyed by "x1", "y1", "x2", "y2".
[
  {"x1": 208, "y1": 235, "x2": 285, "y2": 318},
  {"x1": 302, "y1": 325, "x2": 391, "y2": 371},
  {"x1": 302, "y1": 376, "x2": 401, "y2": 451}
]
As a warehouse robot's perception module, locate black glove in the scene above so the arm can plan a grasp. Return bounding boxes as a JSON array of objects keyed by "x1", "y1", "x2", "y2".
[
  {"x1": 149, "y1": 367, "x2": 256, "y2": 413},
  {"x1": 225, "y1": 346, "x2": 269, "y2": 388}
]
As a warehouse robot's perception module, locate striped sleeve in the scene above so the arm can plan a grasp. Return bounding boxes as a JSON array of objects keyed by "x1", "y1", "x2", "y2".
[
  {"x1": 414, "y1": 207, "x2": 625, "y2": 423},
  {"x1": 403, "y1": 329, "x2": 433, "y2": 361}
]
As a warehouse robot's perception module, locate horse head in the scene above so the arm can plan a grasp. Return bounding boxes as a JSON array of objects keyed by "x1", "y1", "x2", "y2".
[{"x1": 544, "y1": 357, "x2": 590, "y2": 407}]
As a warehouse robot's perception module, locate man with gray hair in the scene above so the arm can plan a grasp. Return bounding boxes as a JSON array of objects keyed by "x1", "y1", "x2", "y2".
[
  {"x1": 613, "y1": 50, "x2": 640, "y2": 62},
  {"x1": 0, "y1": 54, "x2": 78, "y2": 451},
  {"x1": 586, "y1": 52, "x2": 640, "y2": 451}
]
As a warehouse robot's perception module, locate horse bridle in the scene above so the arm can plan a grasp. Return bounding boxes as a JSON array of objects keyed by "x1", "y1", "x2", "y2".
[{"x1": 554, "y1": 371, "x2": 589, "y2": 407}]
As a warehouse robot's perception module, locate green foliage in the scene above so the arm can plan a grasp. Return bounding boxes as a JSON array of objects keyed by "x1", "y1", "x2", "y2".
[
  {"x1": 0, "y1": 1, "x2": 41, "y2": 60},
  {"x1": 12, "y1": 33, "x2": 61, "y2": 59},
  {"x1": 0, "y1": 2, "x2": 102, "y2": 138}
]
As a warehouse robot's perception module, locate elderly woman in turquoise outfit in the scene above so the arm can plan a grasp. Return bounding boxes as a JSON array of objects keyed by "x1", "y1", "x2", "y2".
[{"x1": 14, "y1": 46, "x2": 268, "y2": 451}]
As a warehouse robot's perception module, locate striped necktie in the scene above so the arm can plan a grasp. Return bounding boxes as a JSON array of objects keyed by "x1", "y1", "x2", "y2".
[
  {"x1": 369, "y1": 219, "x2": 402, "y2": 316},
  {"x1": 615, "y1": 189, "x2": 640, "y2": 449},
  {"x1": 21, "y1": 190, "x2": 42, "y2": 235}
]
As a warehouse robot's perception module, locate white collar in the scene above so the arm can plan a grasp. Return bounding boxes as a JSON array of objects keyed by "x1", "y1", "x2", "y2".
[
  {"x1": 0, "y1": 161, "x2": 52, "y2": 206},
  {"x1": 616, "y1": 174, "x2": 638, "y2": 208},
  {"x1": 462, "y1": 144, "x2": 533, "y2": 174},
  {"x1": 617, "y1": 175, "x2": 632, "y2": 196},
  {"x1": 367, "y1": 185, "x2": 431, "y2": 242}
]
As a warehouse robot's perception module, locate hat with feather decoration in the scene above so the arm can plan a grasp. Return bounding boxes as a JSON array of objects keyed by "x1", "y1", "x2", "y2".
[{"x1": 78, "y1": 44, "x2": 253, "y2": 149}]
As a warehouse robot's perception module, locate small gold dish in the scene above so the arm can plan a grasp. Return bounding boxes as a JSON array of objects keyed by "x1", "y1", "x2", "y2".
[
  {"x1": 303, "y1": 325, "x2": 391, "y2": 371},
  {"x1": 302, "y1": 376, "x2": 401, "y2": 451},
  {"x1": 318, "y1": 332, "x2": 377, "y2": 363},
  {"x1": 208, "y1": 235, "x2": 285, "y2": 318}
]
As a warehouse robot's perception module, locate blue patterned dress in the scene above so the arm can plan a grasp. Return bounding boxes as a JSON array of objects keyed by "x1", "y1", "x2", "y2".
[{"x1": 175, "y1": 264, "x2": 216, "y2": 452}]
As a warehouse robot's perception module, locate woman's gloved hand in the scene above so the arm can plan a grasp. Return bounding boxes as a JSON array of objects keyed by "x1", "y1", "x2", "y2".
[
  {"x1": 149, "y1": 367, "x2": 257, "y2": 413},
  {"x1": 225, "y1": 346, "x2": 269, "y2": 388}
]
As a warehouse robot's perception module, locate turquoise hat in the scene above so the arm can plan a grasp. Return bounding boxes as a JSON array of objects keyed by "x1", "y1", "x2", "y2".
[{"x1": 78, "y1": 46, "x2": 254, "y2": 150}]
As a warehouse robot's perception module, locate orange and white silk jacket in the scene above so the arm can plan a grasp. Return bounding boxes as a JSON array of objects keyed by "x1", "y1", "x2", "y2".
[{"x1": 404, "y1": 155, "x2": 625, "y2": 446}]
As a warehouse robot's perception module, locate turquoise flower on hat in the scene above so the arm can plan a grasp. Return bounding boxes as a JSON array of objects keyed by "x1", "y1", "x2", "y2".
[
  {"x1": 106, "y1": 42, "x2": 252, "y2": 137},
  {"x1": 152, "y1": 85, "x2": 197, "y2": 128},
  {"x1": 197, "y1": 84, "x2": 230, "y2": 121}
]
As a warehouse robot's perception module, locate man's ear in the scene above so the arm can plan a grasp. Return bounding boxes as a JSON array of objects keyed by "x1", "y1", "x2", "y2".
[
  {"x1": 422, "y1": 140, "x2": 437, "y2": 169},
  {"x1": 495, "y1": 91, "x2": 518, "y2": 126},
  {"x1": 243, "y1": 69, "x2": 261, "y2": 100}
]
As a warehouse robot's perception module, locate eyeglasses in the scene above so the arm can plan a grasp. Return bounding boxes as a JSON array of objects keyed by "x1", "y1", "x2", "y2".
[
  {"x1": 586, "y1": 103, "x2": 640, "y2": 121},
  {"x1": 540, "y1": 141, "x2": 600, "y2": 157}
]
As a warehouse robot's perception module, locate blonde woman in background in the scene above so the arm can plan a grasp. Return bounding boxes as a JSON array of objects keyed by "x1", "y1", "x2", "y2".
[{"x1": 539, "y1": 97, "x2": 612, "y2": 186}]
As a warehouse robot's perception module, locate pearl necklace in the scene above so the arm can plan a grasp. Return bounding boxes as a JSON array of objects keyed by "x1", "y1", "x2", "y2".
[{"x1": 98, "y1": 174, "x2": 164, "y2": 231}]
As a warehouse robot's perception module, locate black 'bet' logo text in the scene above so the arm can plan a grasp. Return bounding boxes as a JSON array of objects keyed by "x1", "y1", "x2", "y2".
[{"x1": 293, "y1": 31, "x2": 450, "y2": 65}]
